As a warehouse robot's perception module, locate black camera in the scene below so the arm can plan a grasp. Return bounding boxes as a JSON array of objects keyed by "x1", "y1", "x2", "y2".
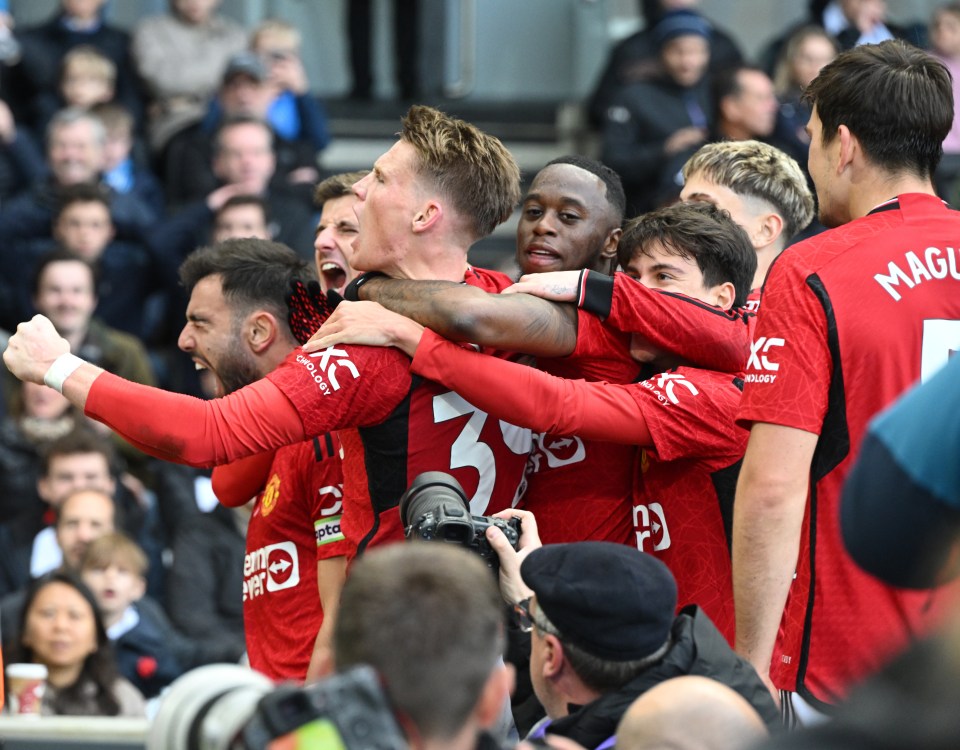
[
  {"x1": 399, "y1": 471, "x2": 521, "y2": 573},
  {"x1": 147, "y1": 663, "x2": 407, "y2": 750}
]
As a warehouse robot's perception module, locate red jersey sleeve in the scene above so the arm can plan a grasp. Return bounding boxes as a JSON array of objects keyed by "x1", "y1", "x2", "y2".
[
  {"x1": 266, "y1": 345, "x2": 412, "y2": 438},
  {"x1": 212, "y1": 451, "x2": 277, "y2": 507},
  {"x1": 736, "y1": 252, "x2": 832, "y2": 433},
  {"x1": 578, "y1": 270, "x2": 753, "y2": 373},
  {"x1": 85, "y1": 372, "x2": 306, "y2": 466},
  {"x1": 411, "y1": 329, "x2": 650, "y2": 443},
  {"x1": 630, "y1": 367, "x2": 747, "y2": 462}
]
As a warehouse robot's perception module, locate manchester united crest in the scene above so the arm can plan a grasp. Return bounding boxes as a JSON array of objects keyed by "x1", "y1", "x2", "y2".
[{"x1": 261, "y1": 473, "x2": 281, "y2": 517}]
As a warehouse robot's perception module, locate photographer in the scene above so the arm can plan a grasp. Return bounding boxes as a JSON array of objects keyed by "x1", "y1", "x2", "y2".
[
  {"x1": 485, "y1": 510, "x2": 780, "y2": 749},
  {"x1": 330, "y1": 543, "x2": 514, "y2": 750}
]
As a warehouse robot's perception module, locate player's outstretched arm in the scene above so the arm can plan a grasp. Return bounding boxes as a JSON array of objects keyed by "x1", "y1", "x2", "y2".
[{"x1": 357, "y1": 276, "x2": 579, "y2": 358}]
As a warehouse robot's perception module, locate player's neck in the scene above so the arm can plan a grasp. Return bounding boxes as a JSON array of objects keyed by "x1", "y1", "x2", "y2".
[
  {"x1": 850, "y1": 170, "x2": 936, "y2": 220},
  {"x1": 390, "y1": 247, "x2": 470, "y2": 283}
]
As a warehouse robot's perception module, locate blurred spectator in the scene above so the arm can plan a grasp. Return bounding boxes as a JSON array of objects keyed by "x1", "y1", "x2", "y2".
[
  {"x1": 761, "y1": 0, "x2": 924, "y2": 74},
  {"x1": 211, "y1": 194, "x2": 271, "y2": 243},
  {"x1": 588, "y1": 0, "x2": 742, "y2": 129},
  {"x1": 3, "y1": 570, "x2": 145, "y2": 716},
  {"x1": 0, "y1": 381, "x2": 81, "y2": 525},
  {"x1": 0, "y1": 430, "x2": 117, "y2": 599},
  {"x1": 93, "y1": 103, "x2": 164, "y2": 219},
  {"x1": 165, "y1": 55, "x2": 321, "y2": 208},
  {"x1": 347, "y1": 0, "x2": 421, "y2": 100},
  {"x1": 772, "y1": 26, "x2": 838, "y2": 149},
  {"x1": 929, "y1": 3, "x2": 960, "y2": 201},
  {"x1": 0, "y1": 97, "x2": 46, "y2": 205},
  {"x1": 5, "y1": 0, "x2": 142, "y2": 135},
  {"x1": 248, "y1": 19, "x2": 332, "y2": 154},
  {"x1": 0, "y1": 109, "x2": 157, "y2": 317},
  {"x1": 615, "y1": 676, "x2": 768, "y2": 750},
  {"x1": 601, "y1": 9, "x2": 713, "y2": 214},
  {"x1": 50, "y1": 184, "x2": 167, "y2": 340},
  {"x1": 80, "y1": 532, "x2": 185, "y2": 700},
  {"x1": 164, "y1": 501, "x2": 246, "y2": 666},
  {"x1": 132, "y1": 0, "x2": 246, "y2": 154}
]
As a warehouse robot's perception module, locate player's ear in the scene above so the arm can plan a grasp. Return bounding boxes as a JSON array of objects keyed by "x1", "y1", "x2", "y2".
[
  {"x1": 247, "y1": 311, "x2": 280, "y2": 353},
  {"x1": 600, "y1": 227, "x2": 622, "y2": 260},
  {"x1": 412, "y1": 200, "x2": 442, "y2": 233},
  {"x1": 711, "y1": 281, "x2": 737, "y2": 311}
]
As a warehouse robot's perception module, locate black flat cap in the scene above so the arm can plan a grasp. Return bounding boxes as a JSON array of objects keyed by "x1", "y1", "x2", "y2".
[{"x1": 520, "y1": 542, "x2": 677, "y2": 661}]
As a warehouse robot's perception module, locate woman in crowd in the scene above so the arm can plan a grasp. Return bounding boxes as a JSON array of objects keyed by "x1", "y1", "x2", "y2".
[{"x1": 4, "y1": 571, "x2": 145, "y2": 716}]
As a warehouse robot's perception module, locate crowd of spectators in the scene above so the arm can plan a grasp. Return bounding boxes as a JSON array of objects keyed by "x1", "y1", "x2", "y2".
[{"x1": 0, "y1": 2, "x2": 958, "y2": 750}]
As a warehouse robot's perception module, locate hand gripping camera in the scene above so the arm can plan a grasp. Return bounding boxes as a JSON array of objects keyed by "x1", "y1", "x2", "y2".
[{"x1": 398, "y1": 471, "x2": 521, "y2": 573}]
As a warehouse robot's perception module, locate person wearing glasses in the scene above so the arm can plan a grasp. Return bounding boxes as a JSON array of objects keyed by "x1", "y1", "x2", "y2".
[{"x1": 485, "y1": 511, "x2": 779, "y2": 750}]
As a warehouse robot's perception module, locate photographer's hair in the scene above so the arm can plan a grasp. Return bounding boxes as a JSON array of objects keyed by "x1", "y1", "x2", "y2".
[
  {"x1": 803, "y1": 39, "x2": 952, "y2": 178},
  {"x1": 334, "y1": 544, "x2": 505, "y2": 740},
  {"x1": 39, "y1": 427, "x2": 117, "y2": 479},
  {"x1": 682, "y1": 140, "x2": 815, "y2": 242},
  {"x1": 8, "y1": 571, "x2": 122, "y2": 715},
  {"x1": 179, "y1": 238, "x2": 315, "y2": 344},
  {"x1": 313, "y1": 170, "x2": 369, "y2": 208},
  {"x1": 542, "y1": 155, "x2": 626, "y2": 225},
  {"x1": 531, "y1": 605, "x2": 671, "y2": 693},
  {"x1": 32, "y1": 248, "x2": 100, "y2": 298},
  {"x1": 47, "y1": 107, "x2": 107, "y2": 148},
  {"x1": 399, "y1": 105, "x2": 521, "y2": 241},
  {"x1": 618, "y1": 202, "x2": 757, "y2": 308},
  {"x1": 81, "y1": 531, "x2": 148, "y2": 578}
]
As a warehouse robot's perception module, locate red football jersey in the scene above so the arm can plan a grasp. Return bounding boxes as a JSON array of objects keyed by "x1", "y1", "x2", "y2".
[
  {"x1": 578, "y1": 270, "x2": 754, "y2": 373},
  {"x1": 524, "y1": 312, "x2": 639, "y2": 545},
  {"x1": 738, "y1": 194, "x2": 960, "y2": 705},
  {"x1": 629, "y1": 367, "x2": 746, "y2": 644},
  {"x1": 243, "y1": 435, "x2": 351, "y2": 680},
  {"x1": 267, "y1": 266, "x2": 531, "y2": 557}
]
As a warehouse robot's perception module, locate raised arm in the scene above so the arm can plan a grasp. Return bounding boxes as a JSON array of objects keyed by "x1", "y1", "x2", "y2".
[
  {"x1": 4, "y1": 315, "x2": 305, "y2": 466},
  {"x1": 356, "y1": 276, "x2": 579, "y2": 358}
]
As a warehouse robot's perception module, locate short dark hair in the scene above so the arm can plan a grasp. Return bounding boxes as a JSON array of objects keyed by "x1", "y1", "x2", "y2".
[
  {"x1": 313, "y1": 170, "x2": 369, "y2": 208},
  {"x1": 8, "y1": 571, "x2": 122, "y2": 716},
  {"x1": 542, "y1": 155, "x2": 626, "y2": 224},
  {"x1": 215, "y1": 194, "x2": 270, "y2": 223},
  {"x1": 803, "y1": 40, "x2": 952, "y2": 178},
  {"x1": 53, "y1": 182, "x2": 112, "y2": 225},
  {"x1": 212, "y1": 114, "x2": 274, "y2": 156},
  {"x1": 618, "y1": 202, "x2": 757, "y2": 308},
  {"x1": 179, "y1": 238, "x2": 315, "y2": 341},
  {"x1": 400, "y1": 105, "x2": 521, "y2": 240},
  {"x1": 32, "y1": 248, "x2": 98, "y2": 298},
  {"x1": 334, "y1": 544, "x2": 505, "y2": 740},
  {"x1": 40, "y1": 427, "x2": 116, "y2": 479}
]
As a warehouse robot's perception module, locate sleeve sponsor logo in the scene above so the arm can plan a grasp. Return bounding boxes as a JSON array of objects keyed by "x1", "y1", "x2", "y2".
[
  {"x1": 316, "y1": 484, "x2": 345, "y2": 546},
  {"x1": 315, "y1": 515, "x2": 344, "y2": 546},
  {"x1": 633, "y1": 502, "x2": 671, "y2": 552},
  {"x1": 639, "y1": 372, "x2": 700, "y2": 405},
  {"x1": 745, "y1": 336, "x2": 785, "y2": 383},
  {"x1": 243, "y1": 541, "x2": 300, "y2": 601},
  {"x1": 295, "y1": 346, "x2": 360, "y2": 395}
]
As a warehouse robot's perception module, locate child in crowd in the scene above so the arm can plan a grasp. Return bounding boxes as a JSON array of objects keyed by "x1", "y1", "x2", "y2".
[
  {"x1": 79, "y1": 532, "x2": 184, "y2": 700},
  {"x1": 92, "y1": 103, "x2": 164, "y2": 218},
  {"x1": 60, "y1": 46, "x2": 116, "y2": 111}
]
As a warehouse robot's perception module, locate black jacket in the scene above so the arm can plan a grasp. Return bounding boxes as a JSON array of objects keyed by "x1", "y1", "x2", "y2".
[{"x1": 546, "y1": 606, "x2": 780, "y2": 749}]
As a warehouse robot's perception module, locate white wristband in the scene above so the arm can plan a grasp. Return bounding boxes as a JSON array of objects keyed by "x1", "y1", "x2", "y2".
[{"x1": 43, "y1": 353, "x2": 85, "y2": 394}]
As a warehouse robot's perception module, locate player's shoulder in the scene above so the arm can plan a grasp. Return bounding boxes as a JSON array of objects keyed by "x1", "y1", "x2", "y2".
[{"x1": 465, "y1": 265, "x2": 514, "y2": 292}]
